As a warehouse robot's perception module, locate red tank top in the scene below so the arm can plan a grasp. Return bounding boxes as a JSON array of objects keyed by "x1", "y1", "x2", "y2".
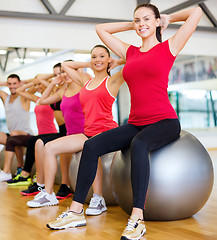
[
  {"x1": 122, "y1": 40, "x2": 178, "y2": 126},
  {"x1": 79, "y1": 76, "x2": 118, "y2": 136},
  {"x1": 34, "y1": 99, "x2": 57, "y2": 135}
]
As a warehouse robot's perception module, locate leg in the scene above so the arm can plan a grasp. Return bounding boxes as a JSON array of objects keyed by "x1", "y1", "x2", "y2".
[
  {"x1": 3, "y1": 151, "x2": 15, "y2": 173},
  {"x1": 92, "y1": 158, "x2": 103, "y2": 196},
  {"x1": 22, "y1": 135, "x2": 44, "y2": 175},
  {"x1": 0, "y1": 132, "x2": 7, "y2": 145},
  {"x1": 71, "y1": 124, "x2": 140, "y2": 212},
  {"x1": 60, "y1": 153, "x2": 72, "y2": 186},
  {"x1": 46, "y1": 125, "x2": 140, "y2": 230},
  {"x1": 0, "y1": 135, "x2": 31, "y2": 181},
  {"x1": 34, "y1": 139, "x2": 46, "y2": 184},
  {"x1": 4, "y1": 135, "x2": 31, "y2": 173},
  {"x1": 44, "y1": 134, "x2": 88, "y2": 194},
  {"x1": 130, "y1": 119, "x2": 181, "y2": 217},
  {"x1": 15, "y1": 146, "x2": 24, "y2": 168},
  {"x1": 7, "y1": 131, "x2": 29, "y2": 172}
]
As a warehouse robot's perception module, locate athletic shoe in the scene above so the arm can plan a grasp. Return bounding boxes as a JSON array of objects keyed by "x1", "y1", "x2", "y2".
[
  {"x1": 7, "y1": 173, "x2": 32, "y2": 186},
  {"x1": 27, "y1": 189, "x2": 59, "y2": 208},
  {"x1": 85, "y1": 194, "x2": 107, "y2": 216},
  {"x1": 46, "y1": 209, "x2": 86, "y2": 230},
  {"x1": 0, "y1": 170, "x2": 12, "y2": 182},
  {"x1": 32, "y1": 173, "x2": 37, "y2": 183},
  {"x1": 56, "y1": 184, "x2": 72, "y2": 199},
  {"x1": 20, "y1": 182, "x2": 44, "y2": 196},
  {"x1": 121, "y1": 214, "x2": 146, "y2": 240}
]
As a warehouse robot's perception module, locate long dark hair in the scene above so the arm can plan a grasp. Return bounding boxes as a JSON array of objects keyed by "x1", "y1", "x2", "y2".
[
  {"x1": 90, "y1": 45, "x2": 111, "y2": 76},
  {"x1": 134, "y1": 3, "x2": 162, "y2": 42}
]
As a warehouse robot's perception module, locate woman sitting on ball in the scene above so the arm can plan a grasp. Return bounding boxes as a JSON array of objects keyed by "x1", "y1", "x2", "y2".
[{"x1": 46, "y1": 3, "x2": 202, "y2": 240}]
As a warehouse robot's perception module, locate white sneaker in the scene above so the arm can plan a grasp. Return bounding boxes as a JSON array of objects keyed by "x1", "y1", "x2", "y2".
[
  {"x1": 27, "y1": 189, "x2": 59, "y2": 208},
  {"x1": 0, "y1": 170, "x2": 12, "y2": 182},
  {"x1": 85, "y1": 194, "x2": 107, "y2": 216}
]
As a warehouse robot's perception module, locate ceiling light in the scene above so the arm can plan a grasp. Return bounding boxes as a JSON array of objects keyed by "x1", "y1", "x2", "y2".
[
  {"x1": 29, "y1": 51, "x2": 46, "y2": 57},
  {"x1": 13, "y1": 58, "x2": 35, "y2": 63}
]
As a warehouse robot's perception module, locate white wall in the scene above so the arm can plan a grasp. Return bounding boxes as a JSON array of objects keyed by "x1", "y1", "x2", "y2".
[{"x1": 1, "y1": 0, "x2": 217, "y2": 125}]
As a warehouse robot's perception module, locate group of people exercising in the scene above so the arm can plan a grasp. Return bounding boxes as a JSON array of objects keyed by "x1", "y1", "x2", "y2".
[{"x1": 0, "y1": 3, "x2": 202, "y2": 240}]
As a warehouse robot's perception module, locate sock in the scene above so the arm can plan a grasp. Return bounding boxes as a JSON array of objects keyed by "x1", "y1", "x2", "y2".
[{"x1": 37, "y1": 182, "x2": 45, "y2": 187}]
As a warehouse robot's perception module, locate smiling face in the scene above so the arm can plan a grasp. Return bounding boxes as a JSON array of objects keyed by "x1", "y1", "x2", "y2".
[
  {"x1": 7, "y1": 77, "x2": 21, "y2": 95},
  {"x1": 90, "y1": 47, "x2": 111, "y2": 73},
  {"x1": 133, "y1": 7, "x2": 160, "y2": 39},
  {"x1": 34, "y1": 82, "x2": 46, "y2": 93},
  {"x1": 60, "y1": 70, "x2": 72, "y2": 84}
]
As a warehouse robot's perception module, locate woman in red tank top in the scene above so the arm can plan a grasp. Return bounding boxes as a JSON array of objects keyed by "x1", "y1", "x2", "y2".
[
  {"x1": 46, "y1": 3, "x2": 202, "y2": 239},
  {"x1": 27, "y1": 45, "x2": 125, "y2": 211}
]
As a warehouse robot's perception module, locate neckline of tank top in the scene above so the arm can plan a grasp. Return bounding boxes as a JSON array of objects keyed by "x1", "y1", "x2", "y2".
[
  {"x1": 8, "y1": 94, "x2": 20, "y2": 104},
  {"x1": 86, "y1": 76, "x2": 109, "y2": 91},
  {"x1": 63, "y1": 91, "x2": 80, "y2": 98},
  {"x1": 139, "y1": 41, "x2": 163, "y2": 54}
]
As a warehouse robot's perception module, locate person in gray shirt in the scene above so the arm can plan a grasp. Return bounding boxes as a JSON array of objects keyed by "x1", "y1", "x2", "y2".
[{"x1": 0, "y1": 74, "x2": 32, "y2": 181}]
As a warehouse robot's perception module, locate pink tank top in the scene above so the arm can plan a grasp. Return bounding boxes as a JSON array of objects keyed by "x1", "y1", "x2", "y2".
[
  {"x1": 79, "y1": 76, "x2": 118, "y2": 137},
  {"x1": 60, "y1": 92, "x2": 84, "y2": 135},
  {"x1": 34, "y1": 99, "x2": 57, "y2": 134},
  {"x1": 123, "y1": 40, "x2": 178, "y2": 125}
]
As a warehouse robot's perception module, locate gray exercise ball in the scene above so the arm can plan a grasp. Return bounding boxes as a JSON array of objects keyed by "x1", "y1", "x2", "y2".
[
  {"x1": 111, "y1": 130, "x2": 214, "y2": 220},
  {"x1": 69, "y1": 151, "x2": 117, "y2": 205}
]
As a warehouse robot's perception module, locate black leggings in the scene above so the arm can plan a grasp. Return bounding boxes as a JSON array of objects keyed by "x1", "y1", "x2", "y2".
[
  {"x1": 23, "y1": 131, "x2": 66, "y2": 173},
  {"x1": 73, "y1": 119, "x2": 181, "y2": 210}
]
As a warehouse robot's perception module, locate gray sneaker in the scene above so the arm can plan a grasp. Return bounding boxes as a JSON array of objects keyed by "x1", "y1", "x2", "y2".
[
  {"x1": 27, "y1": 189, "x2": 59, "y2": 208},
  {"x1": 85, "y1": 194, "x2": 107, "y2": 216}
]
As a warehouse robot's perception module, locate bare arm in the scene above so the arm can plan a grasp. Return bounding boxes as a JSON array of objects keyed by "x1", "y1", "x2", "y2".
[
  {"x1": 107, "y1": 69, "x2": 125, "y2": 98},
  {"x1": 108, "y1": 58, "x2": 126, "y2": 72},
  {"x1": 0, "y1": 90, "x2": 8, "y2": 104},
  {"x1": 95, "y1": 22, "x2": 133, "y2": 59},
  {"x1": 16, "y1": 82, "x2": 38, "y2": 103},
  {"x1": 165, "y1": 7, "x2": 202, "y2": 56},
  {"x1": 61, "y1": 61, "x2": 92, "y2": 86},
  {"x1": 0, "y1": 81, "x2": 7, "y2": 87},
  {"x1": 38, "y1": 77, "x2": 62, "y2": 105}
]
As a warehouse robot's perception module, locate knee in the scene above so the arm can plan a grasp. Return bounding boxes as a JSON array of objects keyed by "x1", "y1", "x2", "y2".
[
  {"x1": 44, "y1": 141, "x2": 56, "y2": 155},
  {"x1": 83, "y1": 138, "x2": 98, "y2": 154},
  {"x1": 35, "y1": 139, "x2": 44, "y2": 150},
  {"x1": 130, "y1": 136, "x2": 149, "y2": 153},
  {"x1": 10, "y1": 130, "x2": 19, "y2": 136}
]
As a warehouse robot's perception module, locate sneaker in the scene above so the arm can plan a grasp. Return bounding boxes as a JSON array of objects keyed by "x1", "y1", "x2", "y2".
[
  {"x1": 46, "y1": 209, "x2": 86, "y2": 230},
  {"x1": 32, "y1": 173, "x2": 37, "y2": 183},
  {"x1": 56, "y1": 184, "x2": 72, "y2": 200},
  {"x1": 15, "y1": 167, "x2": 23, "y2": 176},
  {"x1": 7, "y1": 173, "x2": 32, "y2": 186},
  {"x1": 85, "y1": 194, "x2": 107, "y2": 216},
  {"x1": 121, "y1": 215, "x2": 146, "y2": 240},
  {"x1": 0, "y1": 170, "x2": 12, "y2": 182},
  {"x1": 27, "y1": 189, "x2": 59, "y2": 208},
  {"x1": 20, "y1": 182, "x2": 44, "y2": 196}
]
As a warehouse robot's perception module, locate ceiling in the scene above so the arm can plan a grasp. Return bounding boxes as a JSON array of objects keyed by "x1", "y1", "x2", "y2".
[{"x1": 0, "y1": 0, "x2": 216, "y2": 74}]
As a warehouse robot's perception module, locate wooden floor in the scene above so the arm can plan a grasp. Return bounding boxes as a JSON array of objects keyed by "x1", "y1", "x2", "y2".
[{"x1": 1, "y1": 150, "x2": 217, "y2": 240}]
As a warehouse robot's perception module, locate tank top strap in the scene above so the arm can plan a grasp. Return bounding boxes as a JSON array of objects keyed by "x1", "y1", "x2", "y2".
[{"x1": 84, "y1": 78, "x2": 92, "y2": 88}]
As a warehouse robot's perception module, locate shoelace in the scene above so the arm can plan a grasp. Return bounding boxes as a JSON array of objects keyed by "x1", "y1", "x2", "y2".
[
  {"x1": 34, "y1": 188, "x2": 45, "y2": 200},
  {"x1": 56, "y1": 208, "x2": 69, "y2": 220},
  {"x1": 89, "y1": 197, "x2": 100, "y2": 207},
  {"x1": 125, "y1": 219, "x2": 138, "y2": 231}
]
